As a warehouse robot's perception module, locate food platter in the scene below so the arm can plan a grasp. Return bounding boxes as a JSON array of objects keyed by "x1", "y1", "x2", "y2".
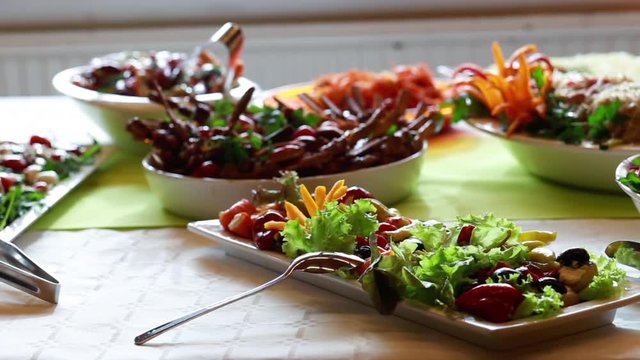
[
  {"x1": 0, "y1": 146, "x2": 112, "y2": 243},
  {"x1": 465, "y1": 118, "x2": 640, "y2": 193},
  {"x1": 188, "y1": 219, "x2": 640, "y2": 350}
]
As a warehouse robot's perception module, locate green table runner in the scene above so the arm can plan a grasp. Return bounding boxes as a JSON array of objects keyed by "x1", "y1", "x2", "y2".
[{"x1": 33, "y1": 128, "x2": 637, "y2": 231}]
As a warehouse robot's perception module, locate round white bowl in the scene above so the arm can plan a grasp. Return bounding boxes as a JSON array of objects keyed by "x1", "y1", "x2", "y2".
[
  {"x1": 142, "y1": 144, "x2": 428, "y2": 219},
  {"x1": 466, "y1": 118, "x2": 640, "y2": 193},
  {"x1": 615, "y1": 154, "x2": 640, "y2": 212},
  {"x1": 52, "y1": 66, "x2": 259, "y2": 154}
]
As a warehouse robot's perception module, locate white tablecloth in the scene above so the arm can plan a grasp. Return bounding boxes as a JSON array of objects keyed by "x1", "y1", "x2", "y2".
[{"x1": 2, "y1": 219, "x2": 639, "y2": 360}]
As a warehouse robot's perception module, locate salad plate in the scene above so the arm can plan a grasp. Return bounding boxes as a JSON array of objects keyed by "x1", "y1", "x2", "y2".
[
  {"x1": 189, "y1": 219, "x2": 640, "y2": 350},
  {"x1": 0, "y1": 145, "x2": 111, "y2": 243},
  {"x1": 465, "y1": 118, "x2": 639, "y2": 193}
]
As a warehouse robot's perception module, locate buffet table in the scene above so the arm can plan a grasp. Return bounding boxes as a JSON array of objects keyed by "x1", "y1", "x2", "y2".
[{"x1": 1, "y1": 97, "x2": 639, "y2": 359}]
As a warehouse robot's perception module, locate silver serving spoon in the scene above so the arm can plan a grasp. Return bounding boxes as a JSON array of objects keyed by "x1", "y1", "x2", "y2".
[
  {"x1": 134, "y1": 252, "x2": 365, "y2": 346},
  {"x1": 605, "y1": 240, "x2": 640, "y2": 272},
  {"x1": 185, "y1": 22, "x2": 244, "y2": 99}
]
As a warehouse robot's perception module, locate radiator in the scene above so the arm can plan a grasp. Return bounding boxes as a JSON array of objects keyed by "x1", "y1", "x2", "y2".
[{"x1": 1, "y1": 13, "x2": 640, "y2": 96}]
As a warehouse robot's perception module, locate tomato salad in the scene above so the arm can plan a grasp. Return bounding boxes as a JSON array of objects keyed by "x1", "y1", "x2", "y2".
[
  {"x1": 0, "y1": 136, "x2": 101, "y2": 230},
  {"x1": 219, "y1": 172, "x2": 627, "y2": 323}
]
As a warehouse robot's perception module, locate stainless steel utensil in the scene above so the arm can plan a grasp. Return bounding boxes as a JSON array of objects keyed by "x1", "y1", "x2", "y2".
[
  {"x1": 0, "y1": 240, "x2": 60, "y2": 303},
  {"x1": 605, "y1": 240, "x2": 640, "y2": 271},
  {"x1": 134, "y1": 251, "x2": 365, "y2": 345},
  {"x1": 186, "y1": 22, "x2": 244, "y2": 98}
]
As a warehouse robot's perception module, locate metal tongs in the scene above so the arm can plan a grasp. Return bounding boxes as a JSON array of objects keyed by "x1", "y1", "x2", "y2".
[
  {"x1": 0, "y1": 239, "x2": 60, "y2": 303},
  {"x1": 186, "y1": 22, "x2": 244, "y2": 99}
]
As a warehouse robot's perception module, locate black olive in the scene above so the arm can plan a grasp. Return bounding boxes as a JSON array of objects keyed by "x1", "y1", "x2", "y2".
[
  {"x1": 490, "y1": 267, "x2": 523, "y2": 284},
  {"x1": 355, "y1": 245, "x2": 371, "y2": 259},
  {"x1": 536, "y1": 277, "x2": 567, "y2": 294},
  {"x1": 556, "y1": 248, "x2": 590, "y2": 267}
]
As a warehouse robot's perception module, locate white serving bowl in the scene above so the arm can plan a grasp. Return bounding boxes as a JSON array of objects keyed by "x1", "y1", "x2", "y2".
[
  {"x1": 52, "y1": 66, "x2": 259, "y2": 154},
  {"x1": 466, "y1": 118, "x2": 640, "y2": 193},
  {"x1": 142, "y1": 144, "x2": 428, "y2": 219},
  {"x1": 615, "y1": 154, "x2": 640, "y2": 212}
]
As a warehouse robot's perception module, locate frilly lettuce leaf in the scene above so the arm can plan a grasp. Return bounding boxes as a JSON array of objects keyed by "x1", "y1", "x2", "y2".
[
  {"x1": 414, "y1": 243, "x2": 529, "y2": 306},
  {"x1": 514, "y1": 286, "x2": 564, "y2": 319},
  {"x1": 408, "y1": 220, "x2": 452, "y2": 251},
  {"x1": 281, "y1": 200, "x2": 377, "y2": 258},
  {"x1": 579, "y1": 254, "x2": 627, "y2": 301},
  {"x1": 455, "y1": 213, "x2": 521, "y2": 249}
]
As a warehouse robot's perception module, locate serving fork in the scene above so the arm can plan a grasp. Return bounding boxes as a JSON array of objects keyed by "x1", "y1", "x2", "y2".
[{"x1": 134, "y1": 251, "x2": 365, "y2": 345}]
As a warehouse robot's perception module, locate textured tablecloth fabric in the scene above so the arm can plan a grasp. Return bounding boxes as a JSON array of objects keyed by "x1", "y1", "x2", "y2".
[{"x1": 2, "y1": 220, "x2": 639, "y2": 360}]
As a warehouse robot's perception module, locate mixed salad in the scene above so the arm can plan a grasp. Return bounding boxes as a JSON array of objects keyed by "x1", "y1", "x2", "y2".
[
  {"x1": 218, "y1": 172, "x2": 627, "y2": 323},
  {"x1": 72, "y1": 50, "x2": 243, "y2": 97},
  {"x1": 127, "y1": 87, "x2": 436, "y2": 179},
  {"x1": 619, "y1": 156, "x2": 640, "y2": 193},
  {"x1": 447, "y1": 42, "x2": 640, "y2": 149},
  {"x1": 0, "y1": 136, "x2": 101, "y2": 231}
]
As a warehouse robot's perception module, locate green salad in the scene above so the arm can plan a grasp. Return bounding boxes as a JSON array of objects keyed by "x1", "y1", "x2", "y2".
[{"x1": 219, "y1": 174, "x2": 628, "y2": 323}]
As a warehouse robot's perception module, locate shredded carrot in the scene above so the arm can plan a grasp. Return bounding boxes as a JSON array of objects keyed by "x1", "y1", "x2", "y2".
[
  {"x1": 284, "y1": 201, "x2": 307, "y2": 225},
  {"x1": 326, "y1": 180, "x2": 345, "y2": 201},
  {"x1": 264, "y1": 221, "x2": 286, "y2": 231},
  {"x1": 492, "y1": 41, "x2": 507, "y2": 77},
  {"x1": 314, "y1": 185, "x2": 327, "y2": 210},
  {"x1": 330, "y1": 185, "x2": 348, "y2": 201},
  {"x1": 299, "y1": 184, "x2": 319, "y2": 217}
]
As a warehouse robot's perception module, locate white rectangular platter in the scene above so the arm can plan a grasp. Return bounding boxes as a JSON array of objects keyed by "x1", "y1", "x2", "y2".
[{"x1": 188, "y1": 219, "x2": 640, "y2": 350}]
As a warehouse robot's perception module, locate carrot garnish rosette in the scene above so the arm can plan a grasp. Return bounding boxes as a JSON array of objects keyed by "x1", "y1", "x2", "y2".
[
  {"x1": 217, "y1": 172, "x2": 627, "y2": 323},
  {"x1": 450, "y1": 42, "x2": 554, "y2": 135}
]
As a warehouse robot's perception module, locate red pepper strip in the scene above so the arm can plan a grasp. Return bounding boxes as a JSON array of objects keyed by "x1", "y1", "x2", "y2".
[
  {"x1": 526, "y1": 53, "x2": 554, "y2": 72},
  {"x1": 507, "y1": 44, "x2": 539, "y2": 69},
  {"x1": 456, "y1": 224, "x2": 475, "y2": 245},
  {"x1": 455, "y1": 283, "x2": 524, "y2": 323},
  {"x1": 451, "y1": 63, "x2": 489, "y2": 80}
]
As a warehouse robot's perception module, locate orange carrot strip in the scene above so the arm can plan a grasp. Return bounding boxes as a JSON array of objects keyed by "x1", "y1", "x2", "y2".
[
  {"x1": 285, "y1": 201, "x2": 307, "y2": 225},
  {"x1": 314, "y1": 185, "x2": 327, "y2": 210},
  {"x1": 300, "y1": 184, "x2": 319, "y2": 217},
  {"x1": 264, "y1": 221, "x2": 286, "y2": 231},
  {"x1": 330, "y1": 185, "x2": 348, "y2": 201},
  {"x1": 326, "y1": 180, "x2": 345, "y2": 202},
  {"x1": 492, "y1": 41, "x2": 507, "y2": 77},
  {"x1": 470, "y1": 78, "x2": 503, "y2": 110}
]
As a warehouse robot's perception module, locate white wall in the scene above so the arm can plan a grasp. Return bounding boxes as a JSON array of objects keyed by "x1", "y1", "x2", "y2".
[{"x1": 1, "y1": 12, "x2": 640, "y2": 96}]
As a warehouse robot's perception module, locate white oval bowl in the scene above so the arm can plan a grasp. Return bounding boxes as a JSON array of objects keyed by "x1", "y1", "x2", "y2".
[
  {"x1": 615, "y1": 154, "x2": 640, "y2": 212},
  {"x1": 142, "y1": 144, "x2": 428, "y2": 219},
  {"x1": 52, "y1": 66, "x2": 259, "y2": 154},
  {"x1": 466, "y1": 118, "x2": 640, "y2": 193}
]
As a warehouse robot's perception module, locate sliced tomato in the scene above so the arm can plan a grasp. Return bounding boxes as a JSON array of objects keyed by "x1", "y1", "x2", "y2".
[
  {"x1": 227, "y1": 212, "x2": 253, "y2": 239},
  {"x1": 219, "y1": 199, "x2": 257, "y2": 232},
  {"x1": 455, "y1": 283, "x2": 524, "y2": 323}
]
